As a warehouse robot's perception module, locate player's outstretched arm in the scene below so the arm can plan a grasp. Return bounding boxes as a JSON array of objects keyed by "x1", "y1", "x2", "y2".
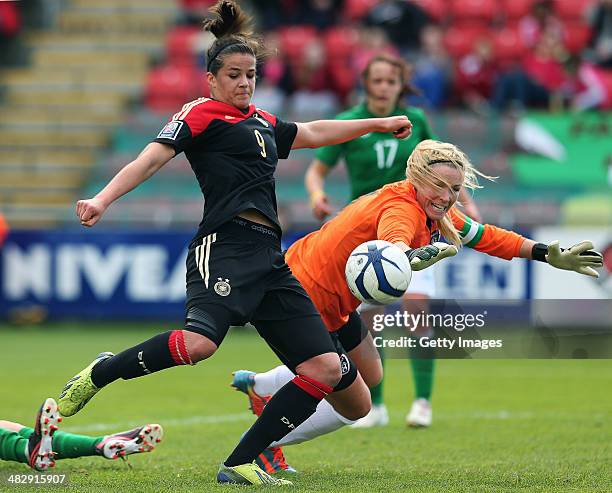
[
  {"x1": 528, "y1": 240, "x2": 604, "y2": 278},
  {"x1": 77, "y1": 143, "x2": 175, "y2": 227},
  {"x1": 292, "y1": 116, "x2": 412, "y2": 149}
]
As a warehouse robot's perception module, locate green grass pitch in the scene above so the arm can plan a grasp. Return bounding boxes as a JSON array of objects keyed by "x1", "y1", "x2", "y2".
[{"x1": 0, "y1": 324, "x2": 610, "y2": 492}]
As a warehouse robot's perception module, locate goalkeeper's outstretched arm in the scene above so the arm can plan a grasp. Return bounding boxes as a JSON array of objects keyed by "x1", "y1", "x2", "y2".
[{"x1": 450, "y1": 208, "x2": 604, "y2": 278}]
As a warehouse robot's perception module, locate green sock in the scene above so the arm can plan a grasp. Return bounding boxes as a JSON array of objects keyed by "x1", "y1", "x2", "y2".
[
  {"x1": 19, "y1": 427, "x2": 102, "y2": 460},
  {"x1": 409, "y1": 343, "x2": 435, "y2": 400},
  {"x1": 0, "y1": 428, "x2": 29, "y2": 464},
  {"x1": 370, "y1": 345, "x2": 385, "y2": 405}
]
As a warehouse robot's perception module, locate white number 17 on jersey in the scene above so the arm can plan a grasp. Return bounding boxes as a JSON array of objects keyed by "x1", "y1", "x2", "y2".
[{"x1": 374, "y1": 140, "x2": 398, "y2": 169}]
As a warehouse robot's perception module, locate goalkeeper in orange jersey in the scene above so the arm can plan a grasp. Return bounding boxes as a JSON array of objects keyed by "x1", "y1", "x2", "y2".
[
  {"x1": 0, "y1": 398, "x2": 163, "y2": 471},
  {"x1": 229, "y1": 139, "x2": 604, "y2": 474}
]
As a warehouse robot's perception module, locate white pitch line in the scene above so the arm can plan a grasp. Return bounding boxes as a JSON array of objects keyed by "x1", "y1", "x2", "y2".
[{"x1": 62, "y1": 412, "x2": 253, "y2": 433}]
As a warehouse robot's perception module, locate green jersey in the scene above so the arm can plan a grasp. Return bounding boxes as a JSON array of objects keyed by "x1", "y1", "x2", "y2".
[{"x1": 316, "y1": 104, "x2": 435, "y2": 200}]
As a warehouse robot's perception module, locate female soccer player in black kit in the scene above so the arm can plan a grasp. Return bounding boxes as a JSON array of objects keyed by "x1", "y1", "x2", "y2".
[{"x1": 57, "y1": 1, "x2": 411, "y2": 485}]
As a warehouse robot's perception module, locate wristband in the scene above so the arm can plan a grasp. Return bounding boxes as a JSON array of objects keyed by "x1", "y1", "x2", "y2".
[{"x1": 532, "y1": 243, "x2": 549, "y2": 262}]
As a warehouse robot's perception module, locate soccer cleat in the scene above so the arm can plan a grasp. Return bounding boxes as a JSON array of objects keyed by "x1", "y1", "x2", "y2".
[
  {"x1": 217, "y1": 462, "x2": 292, "y2": 485},
  {"x1": 406, "y1": 398, "x2": 432, "y2": 428},
  {"x1": 58, "y1": 352, "x2": 114, "y2": 417},
  {"x1": 231, "y1": 370, "x2": 270, "y2": 416},
  {"x1": 256, "y1": 446, "x2": 297, "y2": 475},
  {"x1": 27, "y1": 398, "x2": 61, "y2": 471},
  {"x1": 96, "y1": 424, "x2": 163, "y2": 460},
  {"x1": 231, "y1": 371, "x2": 297, "y2": 475},
  {"x1": 350, "y1": 403, "x2": 389, "y2": 428}
]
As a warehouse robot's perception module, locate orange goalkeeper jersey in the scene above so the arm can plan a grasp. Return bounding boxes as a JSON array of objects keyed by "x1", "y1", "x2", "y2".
[{"x1": 286, "y1": 180, "x2": 525, "y2": 331}]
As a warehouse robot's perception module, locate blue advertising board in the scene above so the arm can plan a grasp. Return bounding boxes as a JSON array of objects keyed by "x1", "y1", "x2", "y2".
[
  {"x1": 0, "y1": 229, "x2": 532, "y2": 320},
  {"x1": 0, "y1": 230, "x2": 191, "y2": 319}
]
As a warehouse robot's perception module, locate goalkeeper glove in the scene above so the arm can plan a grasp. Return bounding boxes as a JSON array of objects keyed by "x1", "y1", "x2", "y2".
[
  {"x1": 406, "y1": 242, "x2": 458, "y2": 271},
  {"x1": 532, "y1": 240, "x2": 603, "y2": 278}
]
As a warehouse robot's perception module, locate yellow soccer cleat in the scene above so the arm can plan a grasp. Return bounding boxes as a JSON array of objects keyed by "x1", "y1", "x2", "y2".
[
  {"x1": 217, "y1": 462, "x2": 293, "y2": 485},
  {"x1": 58, "y1": 352, "x2": 114, "y2": 416}
]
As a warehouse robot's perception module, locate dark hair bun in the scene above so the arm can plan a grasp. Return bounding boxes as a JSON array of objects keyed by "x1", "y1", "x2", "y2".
[{"x1": 203, "y1": 1, "x2": 253, "y2": 39}]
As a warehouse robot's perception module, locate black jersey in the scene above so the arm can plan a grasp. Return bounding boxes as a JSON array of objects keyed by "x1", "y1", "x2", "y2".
[{"x1": 153, "y1": 97, "x2": 298, "y2": 242}]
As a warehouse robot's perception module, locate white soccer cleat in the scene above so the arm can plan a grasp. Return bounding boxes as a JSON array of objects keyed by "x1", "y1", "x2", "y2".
[
  {"x1": 96, "y1": 424, "x2": 163, "y2": 460},
  {"x1": 28, "y1": 398, "x2": 61, "y2": 471},
  {"x1": 406, "y1": 398, "x2": 432, "y2": 428},
  {"x1": 351, "y1": 404, "x2": 389, "y2": 428}
]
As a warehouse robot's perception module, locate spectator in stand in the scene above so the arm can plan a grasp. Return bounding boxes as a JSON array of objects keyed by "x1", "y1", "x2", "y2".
[
  {"x1": 283, "y1": 39, "x2": 340, "y2": 119},
  {"x1": 253, "y1": 32, "x2": 287, "y2": 115},
  {"x1": 353, "y1": 27, "x2": 399, "y2": 76},
  {"x1": 455, "y1": 38, "x2": 498, "y2": 114},
  {"x1": 364, "y1": 0, "x2": 431, "y2": 56},
  {"x1": 250, "y1": 0, "x2": 285, "y2": 30},
  {"x1": 586, "y1": 0, "x2": 612, "y2": 68},
  {"x1": 492, "y1": 30, "x2": 571, "y2": 111},
  {"x1": 518, "y1": 0, "x2": 565, "y2": 48},
  {"x1": 569, "y1": 57, "x2": 612, "y2": 110},
  {"x1": 411, "y1": 25, "x2": 452, "y2": 109},
  {"x1": 297, "y1": 0, "x2": 342, "y2": 30}
]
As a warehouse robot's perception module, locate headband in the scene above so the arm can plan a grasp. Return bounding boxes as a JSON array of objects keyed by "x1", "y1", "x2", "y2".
[{"x1": 207, "y1": 42, "x2": 250, "y2": 71}]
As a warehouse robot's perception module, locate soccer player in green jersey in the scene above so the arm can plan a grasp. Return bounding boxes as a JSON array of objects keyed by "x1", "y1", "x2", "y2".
[
  {"x1": 305, "y1": 53, "x2": 481, "y2": 428},
  {"x1": 0, "y1": 398, "x2": 163, "y2": 470}
]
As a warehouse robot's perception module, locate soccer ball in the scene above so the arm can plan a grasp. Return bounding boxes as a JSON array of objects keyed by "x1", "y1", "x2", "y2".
[{"x1": 345, "y1": 240, "x2": 412, "y2": 305}]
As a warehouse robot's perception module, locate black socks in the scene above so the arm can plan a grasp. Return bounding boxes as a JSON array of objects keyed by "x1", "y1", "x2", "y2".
[{"x1": 91, "y1": 330, "x2": 192, "y2": 388}]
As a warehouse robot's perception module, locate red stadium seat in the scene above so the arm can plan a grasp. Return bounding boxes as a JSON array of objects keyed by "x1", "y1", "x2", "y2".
[
  {"x1": 563, "y1": 22, "x2": 592, "y2": 54},
  {"x1": 449, "y1": 0, "x2": 497, "y2": 23},
  {"x1": 145, "y1": 64, "x2": 207, "y2": 113},
  {"x1": 166, "y1": 26, "x2": 200, "y2": 66},
  {"x1": 278, "y1": 26, "x2": 317, "y2": 61},
  {"x1": 180, "y1": 0, "x2": 216, "y2": 11},
  {"x1": 444, "y1": 24, "x2": 493, "y2": 59},
  {"x1": 323, "y1": 26, "x2": 360, "y2": 61},
  {"x1": 553, "y1": 0, "x2": 596, "y2": 20},
  {"x1": 0, "y1": 1, "x2": 20, "y2": 36},
  {"x1": 493, "y1": 26, "x2": 528, "y2": 63},
  {"x1": 343, "y1": 0, "x2": 378, "y2": 21},
  {"x1": 502, "y1": 0, "x2": 535, "y2": 20},
  {"x1": 409, "y1": 0, "x2": 446, "y2": 22},
  {"x1": 328, "y1": 62, "x2": 358, "y2": 100}
]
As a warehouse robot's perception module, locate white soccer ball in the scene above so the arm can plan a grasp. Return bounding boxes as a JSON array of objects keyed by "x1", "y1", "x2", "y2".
[{"x1": 345, "y1": 240, "x2": 412, "y2": 305}]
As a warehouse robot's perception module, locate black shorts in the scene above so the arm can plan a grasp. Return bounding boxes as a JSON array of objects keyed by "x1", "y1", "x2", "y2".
[
  {"x1": 184, "y1": 217, "x2": 337, "y2": 369},
  {"x1": 336, "y1": 311, "x2": 369, "y2": 353}
]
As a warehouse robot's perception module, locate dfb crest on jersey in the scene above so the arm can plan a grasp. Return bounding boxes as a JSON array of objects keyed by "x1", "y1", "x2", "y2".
[
  {"x1": 157, "y1": 120, "x2": 183, "y2": 140},
  {"x1": 214, "y1": 278, "x2": 231, "y2": 296},
  {"x1": 340, "y1": 354, "x2": 351, "y2": 375}
]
